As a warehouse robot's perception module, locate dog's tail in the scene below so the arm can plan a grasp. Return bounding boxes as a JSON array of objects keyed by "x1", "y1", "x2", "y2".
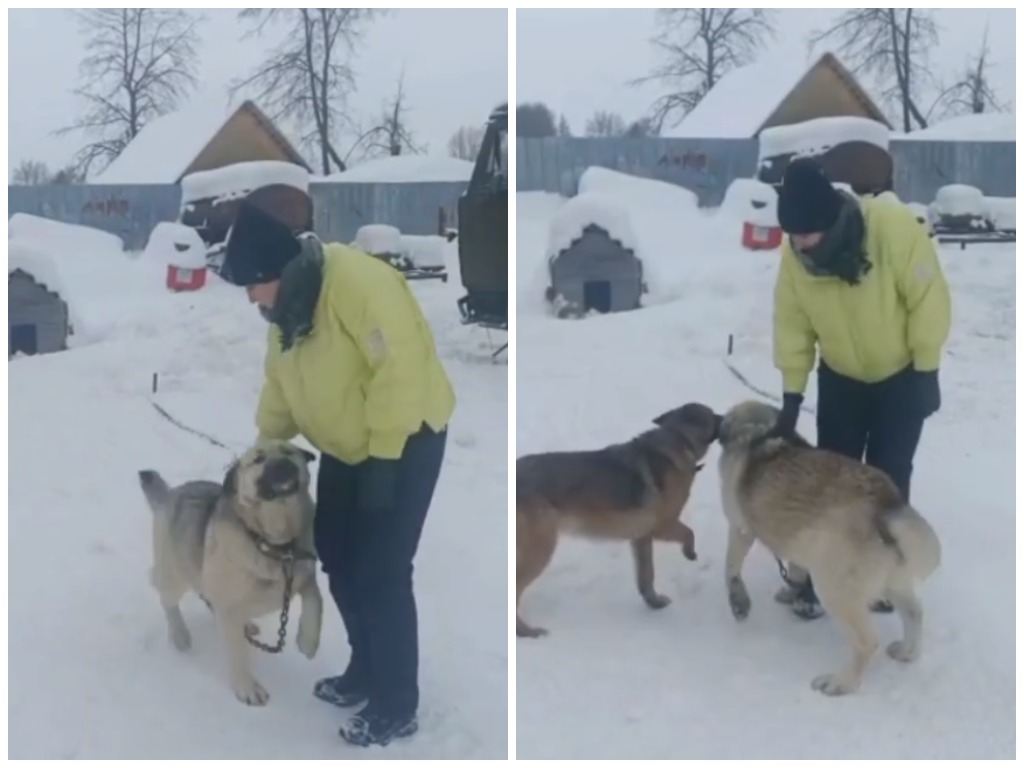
[
  {"x1": 138, "y1": 470, "x2": 171, "y2": 512},
  {"x1": 879, "y1": 505, "x2": 942, "y2": 582}
]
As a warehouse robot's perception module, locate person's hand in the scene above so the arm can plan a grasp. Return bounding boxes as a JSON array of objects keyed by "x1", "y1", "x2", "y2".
[
  {"x1": 913, "y1": 369, "x2": 941, "y2": 418},
  {"x1": 358, "y1": 458, "x2": 399, "y2": 514},
  {"x1": 769, "y1": 393, "x2": 804, "y2": 438}
]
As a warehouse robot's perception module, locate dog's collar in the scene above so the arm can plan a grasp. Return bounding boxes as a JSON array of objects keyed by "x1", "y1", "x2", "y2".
[{"x1": 245, "y1": 528, "x2": 316, "y2": 562}]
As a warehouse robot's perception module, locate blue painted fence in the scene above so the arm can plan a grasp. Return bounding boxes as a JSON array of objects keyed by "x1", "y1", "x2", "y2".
[
  {"x1": 8, "y1": 181, "x2": 468, "y2": 250},
  {"x1": 516, "y1": 137, "x2": 1015, "y2": 207}
]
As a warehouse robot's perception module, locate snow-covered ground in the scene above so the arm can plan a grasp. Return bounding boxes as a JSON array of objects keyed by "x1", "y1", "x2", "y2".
[
  {"x1": 8, "y1": 228, "x2": 507, "y2": 758},
  {"x1": 516, "y1": 187, "x2": 1015, "y2": 759}
]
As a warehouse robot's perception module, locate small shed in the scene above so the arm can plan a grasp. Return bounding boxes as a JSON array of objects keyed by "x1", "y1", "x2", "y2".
[
  {"x1": 8, "y1": 253, "x2": 71, "y2": 357},
  {"x1": 91, "y1": 99, "x2": 311, "y2": 185},
  {"x1": 546, "y1": 195, "x2": 643, "y2": 318},
  {"x1": 665, "y1": 52, "x2": 890, "y2": 139}
]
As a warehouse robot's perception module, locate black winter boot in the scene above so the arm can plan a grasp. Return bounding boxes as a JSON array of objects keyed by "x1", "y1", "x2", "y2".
[
  {"x1": 314, "y1": 672, "x2": 369, "y2": 708},
  {"x1": 339, "y1": 704, "x2": 419, "y2": 747}
]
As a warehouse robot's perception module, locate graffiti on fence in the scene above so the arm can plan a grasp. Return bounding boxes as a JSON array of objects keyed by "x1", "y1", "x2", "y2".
[
  {"x1": 82, "y1": 197, "x2": 130, "y2": 216},
  {"x1": 657, "y1": 150, "x2": 710, "y2": 172}
]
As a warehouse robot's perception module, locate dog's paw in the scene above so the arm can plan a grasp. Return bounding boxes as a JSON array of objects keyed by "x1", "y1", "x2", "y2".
[
  {"x1": 811, "y1": 673, "x2": 858, "y2": 697},
  {"x1": 233, "y1": 678, "x2": 270, "y2": 706},
  {"x1": 296, "y1": 627, "x2": 320, "y2": 660},
  {"x1": 728, "y1": 578, "x2": 751, "y2": 621},
  {"x1": 169, "y1": 623, "x2": 192, "y2": 652},
  {"x1": 886, "y1": 640, "x2": 919, "y2": 663},
  {"x1": 682, "y1": 545, "x2": 698, "y2": 562},
  {"x1": 642, "y1": 592, "x2": 672, "y2": 610}
]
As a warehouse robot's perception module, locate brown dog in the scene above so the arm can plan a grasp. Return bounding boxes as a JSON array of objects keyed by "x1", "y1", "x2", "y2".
[{"x1": 516, "y1": 403, "x2": 721, "y2": 637}]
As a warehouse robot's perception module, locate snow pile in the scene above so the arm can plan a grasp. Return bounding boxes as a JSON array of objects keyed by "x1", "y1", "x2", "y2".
[
  {"x1": 91, "y1": 97, "x2": 237, "y2": 184},
  {"x1": 9, "y1": 213, "x2": 125, "y2": 254},
  {"x1": 319, "y1": 155, "x2": 474, "y2": 184},
  {"x1": 399, "y1": 235, "x2": 448, "y2": 269},
  {"x1": 665, "y1": 53, "x2": 812, "y2": 139},
  {"x1": 141, "y1": 223, "x2": 208, "y2": 269},
  {"x1": 516, "y1": 189, "x2": 1015, "y2": 758},
  {"x1": 353, "y1": 224, "x2": 403, "y2": 255},
  {"x1": 9, "y1": 240, "x2": 506, "y2": 759},
  {"x1": 718, "y1": 178, "x2": 778, "y2": 228},
  {"x1": 758, "y1": 116, "x2": 890, "y2": 163},
  {"x1": 545, "y1": 192, "x2": 638, "y2": 259},
  {"x1": 983, "y1": 197, "x2": 1015, "y2": 230},
  {"x1": 181, "y1": 161, "x2": 309, "y2": 205},
  {"x1": 932, "y1": 184, "x2": 987, "y2": 218},
  {"x1": 900, "y1": 113, "x2": 1015, "y2": 142},
  {"x1": 578, "y1": 166, "x2": 699, "y2": 212}
]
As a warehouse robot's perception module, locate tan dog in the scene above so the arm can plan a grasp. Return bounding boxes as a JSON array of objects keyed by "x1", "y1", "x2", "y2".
[
  {"x1": 138, "y1": 440, "x2": 323, "y2": 706},
  {"x1": 716, "y1": 400, "x2": 942, "y2": 696},
  {"x1": 516, "y1": 403, "x2": 721, "y2": 637}
]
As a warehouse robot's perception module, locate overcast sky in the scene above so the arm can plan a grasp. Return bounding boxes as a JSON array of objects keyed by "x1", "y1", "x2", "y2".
[
  {"x1": 516, "y1": 9, "x2": 1016, "y2": 134},
  {"x1": 8, "y1": 8, "x2": 508, "y2": 169}
]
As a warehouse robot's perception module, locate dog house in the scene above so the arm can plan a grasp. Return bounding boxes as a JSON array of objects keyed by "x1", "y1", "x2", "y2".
[
  {"x1": 546, "y1": 196, "x2": 643, "y2": 318},
  {"x1": 8, "y1": 263, "x2": 70, "y2": 357}
]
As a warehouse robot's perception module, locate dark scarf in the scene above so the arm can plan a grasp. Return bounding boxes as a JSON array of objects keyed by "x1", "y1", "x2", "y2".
[
  {"x1": 264, "y1": 235, "x2": 325, "y2": 352},
  {"x1": 792, "y1": 193, "x2": 872, "y2": 285}
]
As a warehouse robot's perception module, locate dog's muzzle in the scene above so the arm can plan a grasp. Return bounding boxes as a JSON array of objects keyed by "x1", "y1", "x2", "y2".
[{"x1": 256, "y1": 458, "x2": 300, "y2": 499}]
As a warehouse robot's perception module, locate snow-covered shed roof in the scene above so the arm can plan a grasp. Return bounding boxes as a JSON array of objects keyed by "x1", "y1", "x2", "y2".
[
  {"x1": 545, "y1": 192, "x2": 639, "y2": 261},
  {"x1": 317, "y1": 154, "x2": 474, "y2": 184},
  {"x1": 92, "y1": 99, "x2": 310, "y2": 184},
  {"x1": 899, "y1": 113, "x2": 1015, "y2": 142},
  {"x1": 665, "y1": 52, "x2": 891, "y2": 139}
]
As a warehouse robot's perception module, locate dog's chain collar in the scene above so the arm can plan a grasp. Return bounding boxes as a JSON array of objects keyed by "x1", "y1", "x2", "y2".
[{"x1": 244, "y1": 529, "x2": 317, "y2": 655}]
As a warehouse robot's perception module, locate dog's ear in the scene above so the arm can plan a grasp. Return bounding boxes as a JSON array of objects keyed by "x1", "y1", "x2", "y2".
[
  {"x1": 695, "y1": 463, "x2": 704, "y2": 473},
  {"x1": 298, "y1": 447, "x2": 317, "y2": 464},
  {"x1": 652, "y1": 409, "x2": 674, "y2": 428},
  {"x1": 222, "y1": 461, "x2": 239, "y2": 496}
]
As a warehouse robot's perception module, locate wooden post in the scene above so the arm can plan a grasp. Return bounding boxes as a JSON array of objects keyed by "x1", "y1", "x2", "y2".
[
  {"x1": 152, "y1": 373, "x2": 158, "y2": 394},
  {"x1": 727, "y1": 334, "x2": 734, "y2": 356}
]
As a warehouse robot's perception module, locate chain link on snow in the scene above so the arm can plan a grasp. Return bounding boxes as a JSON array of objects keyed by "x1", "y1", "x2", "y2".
[
  {"x1": 722, "y1": 359, "x2": 816, "y2": 416},
  {"x1": 150, "y1": 400, "x2": 237, "y2": 452}
]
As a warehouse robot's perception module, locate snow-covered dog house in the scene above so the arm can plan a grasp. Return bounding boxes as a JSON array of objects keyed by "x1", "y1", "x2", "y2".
[
  {"x1": 545, "y1": 194, "x2": 643, "y2": 317},
  {"x1": 180, "y1": 161, "x2": 313, "y2": 256},
  {"x1": 758, "y1": 116, "x2": 893, "y2": 196},
  {"x1": 143, "y1": 222, "x2": 210, "y2": 292},
  {"x1": 8, "y1": 247, "x2": 71, "y2": 356},
  {"x1": 721, "y1": 178, "x2": 782, "y2": 250},
  {"x1": 930, "y1": 184, "x2": 992, "y2": 233}
]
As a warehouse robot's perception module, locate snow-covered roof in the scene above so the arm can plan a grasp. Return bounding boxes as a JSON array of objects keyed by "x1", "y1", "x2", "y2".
[
  {"x1": 317, "y1": 155, "x2": 474, "y2": 184},
  {"x1": 354, "y1": 224, "x2": 403, "y2": 255},
  {"x1": 665, "y1": 52, "x2": 889, "y2": 139},
  {"x1": 9, "y1": 243, "x2": 66, "y2": 298},
  {"x1": 180, "y1": 161, "x2": 310, "y2": 205},
  {"x1": 578, "y1": 166, "x2": 699, "y2": 211},
  {"x1": 545, "y1": 192, "x2": 639, "y2": 260},
  {"x1": 758, "y1": 116, "x2": 890, "y2": 162},
  {"x1": 91, "y1": 99, "x2": 309, "y2": 185},
  {"x1": 9, "y1": 213, "x2": 125, "y2": 253},
  {"x1": 899, "y1": 113, "x2": 1015, "y2": 142}
]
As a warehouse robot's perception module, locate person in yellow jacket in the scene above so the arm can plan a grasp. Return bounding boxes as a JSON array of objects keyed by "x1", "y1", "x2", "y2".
[
  {"x1": 770, "y1": 159, "x2": 951, "y2": 620},
  {"x1": 219, "y1": 200, "x2": 456, "y2": 747}
]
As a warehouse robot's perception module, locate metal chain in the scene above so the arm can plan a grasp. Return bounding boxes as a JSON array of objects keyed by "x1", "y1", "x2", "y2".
[{"x1": 246, "y1": 557, "x2": 295, "y2": 655}]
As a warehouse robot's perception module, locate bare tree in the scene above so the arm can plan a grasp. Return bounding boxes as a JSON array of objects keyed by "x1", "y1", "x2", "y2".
[
  {"x1": 11, "y1": 160, "x2": 51, "y2": 185},
  {"x1": 625, "y1": 117, "x2": 659, "y2": 138},
  {"x1": 50, "y1": 165, "x2": 86, "y2": 184},
  {"x1": 634, "y1": 9, "x2": 776, "y2": 131},
  {"x1": 346, "y1": 72, "x2": 424, "y2": 161},
  {"x1": 516, "y1": 103, "x2": 557, "y2": 138},
  {"x1": 58, "y1": 9, "x2": 202, "y2": 176},
  {"x1": 810, "y1": 9, "x2": 939, "y2": 132},
  {"x1": 585, "y1": 110, "x2": 627, "y2": 137},
  {"x1": 448, "y1": 125, "x2": 485, "y2": 160},
  {"x1": 233, "y1": 9, "x2": 379, "y2": 174},
  {"x1": 930, "y1": 29, "x2": 1006, "y2": 118},
  {"x1": 557, "y1": 114, "x2": 573, "y2": 137}
]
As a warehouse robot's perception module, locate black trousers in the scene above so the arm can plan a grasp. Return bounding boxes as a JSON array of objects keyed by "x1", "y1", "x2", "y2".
[
  {"x1": 314, "y1": 426, "x2": 447, "y2": 717},
  {"x1": 816, "y1": 362, "x2": 924, "y2": 503}
]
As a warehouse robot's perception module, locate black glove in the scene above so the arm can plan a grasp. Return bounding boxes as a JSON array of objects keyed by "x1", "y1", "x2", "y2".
[
  {"x1": 358, "y1": 457, "x2": 399, "y2": 514},
  {"x1": 913, "y1": 369, "x2": 941, "y2": 419},
  {"x1": 770, "y1": 393, "x2": 804, "y2": 438}
]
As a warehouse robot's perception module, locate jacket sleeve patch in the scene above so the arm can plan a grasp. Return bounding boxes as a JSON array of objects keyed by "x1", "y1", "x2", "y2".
[{"x1": 365, "y1": 327, "x2": 388, "y2": 363}]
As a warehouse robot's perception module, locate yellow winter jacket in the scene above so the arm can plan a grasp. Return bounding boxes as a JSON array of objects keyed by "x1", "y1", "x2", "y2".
[
  {"x1": 256, "y1": 243, "x2": 456, "y2": 462},
  {"x1": 773, "y1": 195, "x2": 952, "y2": 394}
]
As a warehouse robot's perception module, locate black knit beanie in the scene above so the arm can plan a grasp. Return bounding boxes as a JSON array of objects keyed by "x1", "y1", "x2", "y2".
[
  {"x1": 220, "y1": 200, "x2": 302, "y2": 286},
  {"x1": 776, "y1": 158, "x2": 844, "y2": 235}
]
